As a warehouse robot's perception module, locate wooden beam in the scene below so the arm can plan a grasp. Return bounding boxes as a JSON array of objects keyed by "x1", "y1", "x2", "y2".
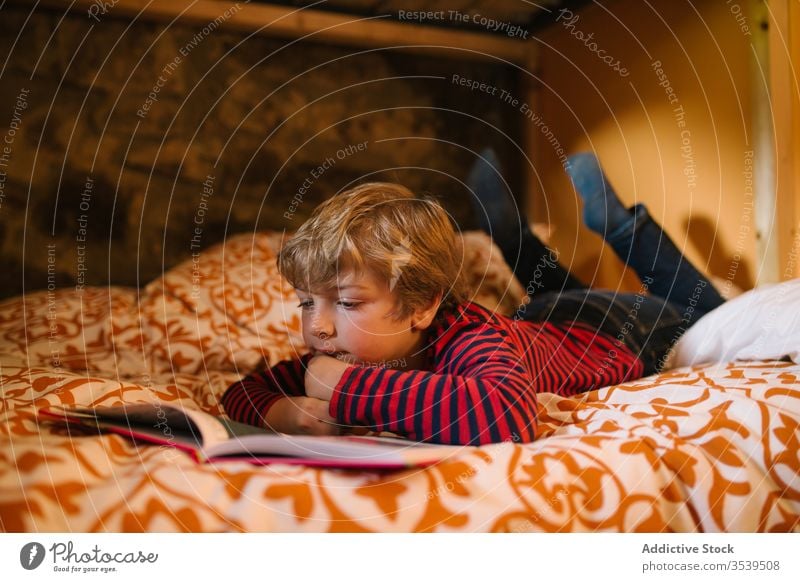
[
  {"x1": 767, "y1": 0, "x2": 800, "y2": 280},
  {"x1": 25, "y1": 0, "x2": 536, "y2": 65},
  {"x1": 753, "y1": 0, "x2": 781, "y2": 284}
]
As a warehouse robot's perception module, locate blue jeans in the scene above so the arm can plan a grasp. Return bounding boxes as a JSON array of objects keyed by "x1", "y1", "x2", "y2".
[{"x1": 512, "y1": 204, "x2": 725, "y2": 374}]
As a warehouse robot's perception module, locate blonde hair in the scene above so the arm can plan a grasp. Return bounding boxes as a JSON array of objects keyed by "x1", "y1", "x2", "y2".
[{"x1": 278, "y1": 182, "x2": 470, "y2": 320}]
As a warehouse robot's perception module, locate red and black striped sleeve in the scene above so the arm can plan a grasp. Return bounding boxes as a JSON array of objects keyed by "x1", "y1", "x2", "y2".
[
  {"x1": 558, "y1": 322, "x2": 645, "y2": 392},
  {"x1": 221, "y1": 353, "x2": 312, "y2": 427},
  {"x1": 329, "y1": 322, "x2": 539, "y2": 446}
]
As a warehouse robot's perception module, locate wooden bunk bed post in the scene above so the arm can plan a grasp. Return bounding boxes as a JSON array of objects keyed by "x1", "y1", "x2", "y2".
[
  {"x1": 753, "y1": 0, "x2": 780, "y2": 284},
  {"x1": 764, "y1": 0, "x2": 800, "y2": 281}
]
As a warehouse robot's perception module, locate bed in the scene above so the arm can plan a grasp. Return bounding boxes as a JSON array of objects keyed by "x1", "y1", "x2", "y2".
[{"x1": 1, "y1": 231, "x2": 798, "y2": 532}]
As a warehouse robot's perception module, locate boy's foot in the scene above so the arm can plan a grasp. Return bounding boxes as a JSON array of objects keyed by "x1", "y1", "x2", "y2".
[
  {"x1": 566, "y1": 153, "x2": 632, "y2": 236},
  {"x1": 466, "y1": 148, "x2": 523, "y2": 256}
]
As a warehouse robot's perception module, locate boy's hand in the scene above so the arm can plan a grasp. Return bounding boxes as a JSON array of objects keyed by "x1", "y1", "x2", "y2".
[
  {"x1": 264, "y1": 396, "x2": 340, "y2": 436},
  {"x1": 304, "y1": 354, "x2": 351, "y2": 402}
]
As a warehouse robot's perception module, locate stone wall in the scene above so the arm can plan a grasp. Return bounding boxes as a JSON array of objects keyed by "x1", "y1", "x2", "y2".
[{"x1": 0, "y1": 6, "x2": 524, "y2": 299}]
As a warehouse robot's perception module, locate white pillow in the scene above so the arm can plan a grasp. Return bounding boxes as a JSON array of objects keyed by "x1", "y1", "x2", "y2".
[{"x1": 667, "y1": 277, "x2": 800, "y2": 368}]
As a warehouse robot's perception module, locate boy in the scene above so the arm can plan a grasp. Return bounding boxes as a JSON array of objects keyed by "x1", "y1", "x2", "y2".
[{"x1": 222, "y1": 153, "x2": 724, "y2": 445}]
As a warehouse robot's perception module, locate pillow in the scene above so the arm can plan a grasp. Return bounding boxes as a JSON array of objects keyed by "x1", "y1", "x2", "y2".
[
  {"x1": 0, "y1": 286, "x2": 147, "y2": 375},
  {"x1": 136, "y1": 232, "x2": 306, "y2": 374},
  {"x1": 133, "y1": 230, "x2": 527, "y2": 375},
  {"x1": 666, "y1": 277, "x2": 800, "y2": 368},
  {"x1": 458, "y1": 231, "x2": 527, "y2": 317},
  {"x1": 0, "y1": 231, "x2": 525, "y2": 377}
]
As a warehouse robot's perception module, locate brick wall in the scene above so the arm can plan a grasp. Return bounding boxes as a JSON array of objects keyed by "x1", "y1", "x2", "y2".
[{"x1": 0, "y1": 6, "x2": 523, "y2": 299}]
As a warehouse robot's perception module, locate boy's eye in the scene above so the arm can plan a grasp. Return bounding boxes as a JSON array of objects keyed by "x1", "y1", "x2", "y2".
[{"x1": 297, "y1": 299, "x2": 360, "y2": 310}]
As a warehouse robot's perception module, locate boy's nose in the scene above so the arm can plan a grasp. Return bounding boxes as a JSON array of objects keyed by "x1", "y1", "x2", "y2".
[{"x1": 311, "y1": 314, "x2": 335, "y2": 339}]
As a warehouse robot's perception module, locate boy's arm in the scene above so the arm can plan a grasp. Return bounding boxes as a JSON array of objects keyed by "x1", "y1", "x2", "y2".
[
  {"x1": 328, "y1": 325, "x2": 539, "y2": 446},
  {"x1": 221, "y1": 353, "x2": 313, "y2": 428}
]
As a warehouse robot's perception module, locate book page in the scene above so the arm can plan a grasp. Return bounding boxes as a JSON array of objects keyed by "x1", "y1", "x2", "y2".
[
  {"x1": 179, "y1": 407, "x2": 233, "y2": 448},
  {"x1": 53, "y1": 403, "x2": 232, "y2": 449},
  {"x1": 205, "y1": 433, "x2": 469, "y2": 467},
  {"x1": 42, "y1": 405, "x2": 472, "y2": 468}
]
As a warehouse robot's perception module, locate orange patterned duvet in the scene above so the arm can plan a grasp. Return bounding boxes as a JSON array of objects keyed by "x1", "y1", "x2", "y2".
[{"x1": 1, "y1": 233, "x2": 798, "y2": 532}]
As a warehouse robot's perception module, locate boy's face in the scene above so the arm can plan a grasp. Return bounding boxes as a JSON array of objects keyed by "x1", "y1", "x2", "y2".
[{"x1": 295, "y1": 268, "x2": 430, "y2": 369}]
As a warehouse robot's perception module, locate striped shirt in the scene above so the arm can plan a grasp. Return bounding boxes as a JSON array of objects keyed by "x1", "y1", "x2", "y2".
[{"x1": 221, "y1": 301, "x2": 644, "y2": 445}]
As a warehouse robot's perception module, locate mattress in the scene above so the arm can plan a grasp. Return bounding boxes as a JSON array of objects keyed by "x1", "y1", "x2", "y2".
[{"x1": 1, "y1": 232, "x2": 797, "y2": 532}]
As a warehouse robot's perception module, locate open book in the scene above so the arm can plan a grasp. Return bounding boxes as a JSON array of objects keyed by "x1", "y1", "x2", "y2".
[{"x1": 38, "y1": 403, "x2": 470, "y2": 469}]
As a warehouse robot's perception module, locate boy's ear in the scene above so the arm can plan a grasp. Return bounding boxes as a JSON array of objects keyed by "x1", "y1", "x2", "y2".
[{"x1": 410, "y1": 293, "x2": 442, "y2": 331}]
